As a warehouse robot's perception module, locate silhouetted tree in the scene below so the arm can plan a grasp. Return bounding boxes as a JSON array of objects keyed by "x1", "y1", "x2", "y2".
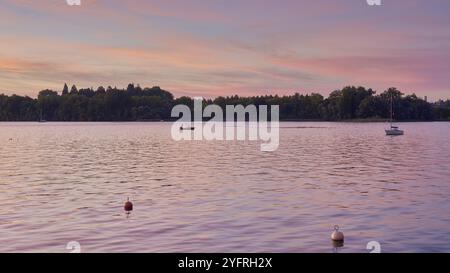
[
  {"x1": 96, "y1": 86, "x2": 106, "y2": 94},
  {"x1": 62, "y1": 83, "x2": 69, "y2": 95},
  {"x1": 1, "y1": 84, "x2": 449, "y2": 121},
  {"x1": 70, "y1": 85, "x2": 78, "y2": 95}
]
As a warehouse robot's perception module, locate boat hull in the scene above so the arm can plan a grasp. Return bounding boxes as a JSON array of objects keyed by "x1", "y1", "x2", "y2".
[{"x1": 385, "y1": 129, "x2": 404, "y2": 136}]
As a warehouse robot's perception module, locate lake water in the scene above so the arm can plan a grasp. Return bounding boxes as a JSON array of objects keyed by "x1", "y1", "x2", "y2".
[{"x1": 0, "y1": 122, "x2": 449, "y2": 253}]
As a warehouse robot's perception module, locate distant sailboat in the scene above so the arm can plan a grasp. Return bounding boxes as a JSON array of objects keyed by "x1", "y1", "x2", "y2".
[
  {"x1": 385, "y1": 94, "x2": 404, "y2": 136},
  {"x1": 180, "y1": 126, "x2": 195, "y2": 131},
  {"x1": 38, "y1": 109, "x2": 46, "y2": 123}
]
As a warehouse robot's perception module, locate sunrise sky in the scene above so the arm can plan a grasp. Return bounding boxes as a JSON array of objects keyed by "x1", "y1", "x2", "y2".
[{"x1": 1, "y1": 0, "x2": 450, "y2": 100}]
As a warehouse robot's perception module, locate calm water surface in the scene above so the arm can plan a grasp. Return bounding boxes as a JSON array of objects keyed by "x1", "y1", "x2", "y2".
[{"x1": 0, "y1": 122, "x2": 449, "y2": 253}]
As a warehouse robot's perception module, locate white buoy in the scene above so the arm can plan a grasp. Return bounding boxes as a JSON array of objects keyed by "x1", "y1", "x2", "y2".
[{"x1": 331, "y1": 225, "x2": 344, "y2": 241}]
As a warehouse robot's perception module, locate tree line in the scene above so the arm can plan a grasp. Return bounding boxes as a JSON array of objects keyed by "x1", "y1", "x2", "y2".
[{"x1": 1, "y1": 84, "x2": 449, "y2": 121}]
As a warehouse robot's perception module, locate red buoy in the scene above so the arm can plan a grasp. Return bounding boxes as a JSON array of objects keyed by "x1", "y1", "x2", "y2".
[{"x1": 124, "y1": 198, "x2": 133, "y2": 211}]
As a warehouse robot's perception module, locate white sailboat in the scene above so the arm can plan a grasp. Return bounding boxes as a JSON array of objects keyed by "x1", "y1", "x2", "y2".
[
  {"x1": 38, "y1": 109, "x2": 46, "y2": 123},
  {"x1": 385, "y1": 94, "x2": 404, "y2": 136},
  {"x1": 386, "y1": 125, "x2": 403, "y2": 136}
]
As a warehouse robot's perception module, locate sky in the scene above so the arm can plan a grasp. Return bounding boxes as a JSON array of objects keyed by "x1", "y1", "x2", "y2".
[{"x1": 1, "y1": 0, "x2": 450, "y2": 100}]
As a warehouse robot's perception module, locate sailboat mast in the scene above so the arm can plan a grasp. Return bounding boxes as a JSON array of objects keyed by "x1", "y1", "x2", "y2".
[{"x1": 390, "y1": 94, "x2": 393, "y2": 126}]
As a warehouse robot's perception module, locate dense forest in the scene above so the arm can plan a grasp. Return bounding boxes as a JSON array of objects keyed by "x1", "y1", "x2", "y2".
[{"x1": 1, "y1": 84, "x2": 450, "y2": 121}]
